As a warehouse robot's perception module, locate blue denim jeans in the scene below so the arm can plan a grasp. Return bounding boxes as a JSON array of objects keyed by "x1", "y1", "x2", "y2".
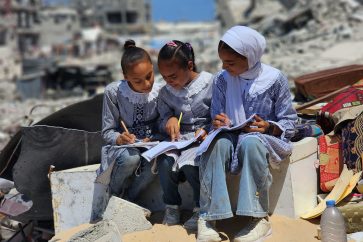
[
  {"x1": 158, "y1": 155, "x2": 200, "y2": 207},
  {"x1": 199, "y1": 133, "x2": 271, "y2": 220},
  {"x1": 110, "y1": 147, "x2": 155, "y2": 201}
]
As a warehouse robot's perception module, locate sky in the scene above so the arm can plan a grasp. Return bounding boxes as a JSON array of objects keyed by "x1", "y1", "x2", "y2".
[
  {"x1": 43, "y1": 0, "x2": 216, "y2": 22},
  {"x1": 151, "y1": 0, "x2": 215, "y2": 22}
]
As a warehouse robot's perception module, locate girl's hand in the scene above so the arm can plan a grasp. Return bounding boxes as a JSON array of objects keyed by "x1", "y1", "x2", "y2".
[
  {"x1": 165, "y1": 117, "x2": 180, "y2": 141},
  {"x1": 212, "y1": 113, "x2": 231, "y2": 129},
  {"x1": 195, "y1": 128, "x2": 207, "y2": 141},
  {"x1": 116, "y1": 132, "x2": 136, "y2": 145},
  {"x1": 242, "y1": 114, "x2": 269, "y2": 134},
  {"x1": 142, "y1": 137, "x2": 151, "y2": 142}
]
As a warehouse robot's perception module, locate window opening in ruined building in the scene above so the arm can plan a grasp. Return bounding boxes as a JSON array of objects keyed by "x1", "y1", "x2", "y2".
[
  {"x1": 126, "y1": 11, "x2": 138, "y2": 23},
  {"x1": 0, "y1": 29, "x2": 6, "y2": 46},
  {"x1": 107, "y1": 12, "x2": 122, "y2": 24}
]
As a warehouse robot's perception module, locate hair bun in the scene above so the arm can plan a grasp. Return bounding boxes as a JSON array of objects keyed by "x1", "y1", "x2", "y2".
[{"x1": 124, "y1": 39, "x2": 136, "y2": 50}]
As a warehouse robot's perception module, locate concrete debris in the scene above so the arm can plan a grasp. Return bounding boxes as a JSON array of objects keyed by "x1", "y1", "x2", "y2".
[
  {"x1": 256, "y1": 0, "x2": 363, "y2": 78},
  {"x1": 0, "y1": 93, "x2": 86, "y2": 150},
  {"x1": 102, "y1": 196, "x2": 152, "y2": 235},
  {"x1": 0, "y1": 0, "x2": 360, "y2": 152},
  {"x1": 50, "y1": 165, "x2": 109, "y2": 234},
  {"x1": 0, "y1": 178, "x2": 14, "y2": 194},
  {"x1": 50, "y1": 220, "x2": 122, "y2": 242}
]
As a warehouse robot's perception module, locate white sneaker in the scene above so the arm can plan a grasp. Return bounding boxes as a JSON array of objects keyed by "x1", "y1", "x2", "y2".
[
  {"x1": 162, "y1": 205, "x2": 180, "y2": 225},
  {"x1": 197, "y1": 217, "x2": 222, "y2": 242},
  {"x1": 233, "y1": 217, "x2": 272, "y2": 242}
]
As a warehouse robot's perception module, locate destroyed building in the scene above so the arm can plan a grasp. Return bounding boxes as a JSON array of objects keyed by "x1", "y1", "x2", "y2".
[
  {"x1": 0, "y1": 0, "x2": 42, "y2": 54},
  {"x1": 70, "y1": 0, "x2": 151, "y2": 34},
  {"x1": 38, "y1": 7, "x2": 80, "y2": 48}
]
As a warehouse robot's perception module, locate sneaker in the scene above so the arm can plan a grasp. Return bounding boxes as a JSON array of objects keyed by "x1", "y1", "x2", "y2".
[
  {"x1": 183, "y1": 207, "x2": 200, "y2": 231},
  {"x1": 197, "y1": 217, "x2": 221, "y2": 242},
  {"x1": 233, "y1": 217, "x2": 272, "y2": 242},
  {"x1": 162, "y1": 205, "x2": 180, "y2": 225}
]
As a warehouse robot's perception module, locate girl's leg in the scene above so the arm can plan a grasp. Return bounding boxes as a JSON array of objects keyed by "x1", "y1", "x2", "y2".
[
  {"x1": 235, "y1": 136, "x2": 271, "y2": 217},
  {"x1": 199, "y1": 133, "x2": 237, "y2": 221},
  {"x1": 197, "y1": 133, "x2": 237, "y2": 242},
  {"x1": 127, "y1": 158, "x2": 156, "y2": 201},
  {"x1": 234, "y1": 136, "x2": 272, "y2": 242},
  {"x1": 109, "y1": 148, "x2": 141, "y2": 196},
  {"x1": 158, "y1": 155, "x2": 181, "y2": 225},
  {"x1": 179, "y1": 165, "x2": 200, "y2": 207},
  {"x1": 179, "y1": 165, "x2": 200, "y2": 231},
  {"x1": 157, "y1": 155, "x2": 182, "y2": 206}
]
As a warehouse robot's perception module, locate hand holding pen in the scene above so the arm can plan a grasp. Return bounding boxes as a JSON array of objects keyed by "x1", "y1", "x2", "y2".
[
  {"x1": 243, "y1": 114, "x2": 281, "y2": 136},
  {"x1": 116, "y1": 120, "x2": 136, "y2": 145},
  {"x1": 165, "y1": 112, "x2": 182, "y2": 141},
  {"x1": 212, "y1": 113, "x2": 231, "y2": 129},
  {"x1": 242, "y1": 114, "x2": 270, "y2": 134}
]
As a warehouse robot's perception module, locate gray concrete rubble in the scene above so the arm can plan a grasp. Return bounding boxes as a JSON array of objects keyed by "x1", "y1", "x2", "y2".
[
  {"x1": 48, "y1": 196, "x2": 151, "y2": 241},
  {"x1": 0, "y1": 178, "x2": 14, "y2": 194},
  {"x1": 258, "y1": 0, "x2": 363, "y2": 78},
  {"x1": 50, "y1": 220, "x2": 122, "y2": 242},
  {"x1": 102, "y1": 196, "x2": 152, "y2": 235},
  {"x1": 217, "y1": 0, "x2": 363, "y2": 80},
  {"x1": 1, "y1": 0, "x2": 363, "y2": 152},
  {"x1": 0, "y1": 93, "x2": 86, "y2": 150}
]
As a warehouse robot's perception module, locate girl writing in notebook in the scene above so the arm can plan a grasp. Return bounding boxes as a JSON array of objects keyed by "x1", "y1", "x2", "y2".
[
  {"x1": 157, "y1": 40, "x2": 213, "y2": 231},
  {"x1": 96, "y1": 40, "x2": 160, "y2": 202},
  {"x1": 197, "y1": 26, "x2": 297, "y2": 242}
]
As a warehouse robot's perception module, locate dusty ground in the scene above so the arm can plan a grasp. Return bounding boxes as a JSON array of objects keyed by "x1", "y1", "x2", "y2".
[{"x1": 123, "y1": 212, "x2": 320, "y2": 242}]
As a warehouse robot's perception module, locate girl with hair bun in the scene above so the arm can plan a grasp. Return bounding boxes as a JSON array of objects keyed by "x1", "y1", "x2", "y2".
[{"x1": 96, "y1": 40, "x2": 161, "y2": 202}]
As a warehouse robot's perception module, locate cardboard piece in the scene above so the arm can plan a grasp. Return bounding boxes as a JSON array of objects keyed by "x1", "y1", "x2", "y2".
[{"x1": 301, "y1": 165, "x2": 360, "y2": 219}]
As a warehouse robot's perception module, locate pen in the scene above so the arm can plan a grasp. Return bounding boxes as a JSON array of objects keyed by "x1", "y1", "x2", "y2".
[
  {"x1": 120, "y1": 120, "x2": 129, "y2": 133},
  {"x1": 177, "y1": 112, "x2": 183, "y2": 127}
]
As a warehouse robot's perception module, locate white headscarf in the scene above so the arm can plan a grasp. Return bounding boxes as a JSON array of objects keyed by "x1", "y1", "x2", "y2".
[{"x1": 221, "y1": 26, "x2": 279, "y2": 125}]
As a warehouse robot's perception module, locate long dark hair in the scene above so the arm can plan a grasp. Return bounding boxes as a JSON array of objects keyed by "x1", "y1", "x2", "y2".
[
  {"x1": 158, "y1": 40, "x2": 197, "y2": 72},
  {"x1": 121, "y1": 39, "x2": 152, "y2": 74}
]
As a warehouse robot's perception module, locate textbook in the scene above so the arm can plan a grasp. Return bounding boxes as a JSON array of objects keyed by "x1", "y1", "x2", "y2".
[
  {"x1": 141, "y1": 132, "x2": 204, "y2": 161},
  {"x1": 116, "y1": 141, "x2": 160, "y2": 148},
  {"x1": 196, "y1": 114, "x2": 256, "y2": 156}
]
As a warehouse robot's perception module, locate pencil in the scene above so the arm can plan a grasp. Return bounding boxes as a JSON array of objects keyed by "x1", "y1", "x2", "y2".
[
  {"x1": 120, "y1": 120, "x2": 129, "y2": 133},
  {"x1": 177, "y1": 112, "x2": 183, "y2": 127}
]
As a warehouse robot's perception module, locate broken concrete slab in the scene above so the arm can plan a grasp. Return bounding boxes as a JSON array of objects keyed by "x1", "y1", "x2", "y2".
[
  {"x1": 50, "y1": 164, "x2": 109, "y2": 234},
  {"x1": 50, "y1": 220, "x2": 122, "y2": 242},
  {"x1": 102, "y1": 196, "x2": 152, "y2": 235}
]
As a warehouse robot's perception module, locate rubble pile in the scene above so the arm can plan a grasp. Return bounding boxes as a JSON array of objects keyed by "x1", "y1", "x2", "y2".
[
  {"x1": 0, "y1": 90, "x2": 86, "y2": 150},
  {"x1": 1, "y1": 0, "x2": 362, "y2": 152},
  {"x1": 253, "y1": 0, "x2": 363, "y2": 78}
]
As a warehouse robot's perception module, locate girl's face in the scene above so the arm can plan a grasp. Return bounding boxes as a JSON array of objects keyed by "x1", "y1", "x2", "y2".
[
  {"x1": 218, "y1": 48, "x2": 249, "y2": 77},
  {"x1": 124, "y1": 60, "x2": 154, "y2": 93},
  {"x1": 158, "y1": 60, "x2": 195, "y2": 90}
]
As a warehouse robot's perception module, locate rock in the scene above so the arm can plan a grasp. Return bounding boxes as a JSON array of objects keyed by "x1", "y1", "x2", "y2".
[
  {"x1": 50, "y1": 220, "x2": 122, "y2": 242},
  {"x1": 102, "y1": 196, "x2": 152, "y2": 235}
]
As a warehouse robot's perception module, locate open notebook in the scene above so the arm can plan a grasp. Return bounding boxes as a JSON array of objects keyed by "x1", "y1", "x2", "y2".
[
  {"x1": 115, "y1": 141, "x2": 160, "y2": 148},
  {"x1": 196, "y1": 114, "x2": 256, "y2": 156},
  {"x1": 141, "y1": 131, "x2": 205, "y2": 161}
]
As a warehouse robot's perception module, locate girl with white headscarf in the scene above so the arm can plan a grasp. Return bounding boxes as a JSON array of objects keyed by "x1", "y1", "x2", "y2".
[{"x1": 196, "y1": 26, "x2": 297, "y2": 242}]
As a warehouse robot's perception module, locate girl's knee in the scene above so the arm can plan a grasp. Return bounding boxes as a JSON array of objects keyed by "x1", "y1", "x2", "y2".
[
  {"x1": 239, "y1": 137, "x2": 263, "y2": 153},
  {"x1": 213, "y1": 135, "x2": 234, "y2": 150},
  {"x1": 157, "y1": 156, "x2": 173, "y2": 173},
  {"x1": 179, "y1": 165, "x2": 198, "y2": 176},
  {"x1": 116, "y1": 154, "x2": 141, "y2": 169}
]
